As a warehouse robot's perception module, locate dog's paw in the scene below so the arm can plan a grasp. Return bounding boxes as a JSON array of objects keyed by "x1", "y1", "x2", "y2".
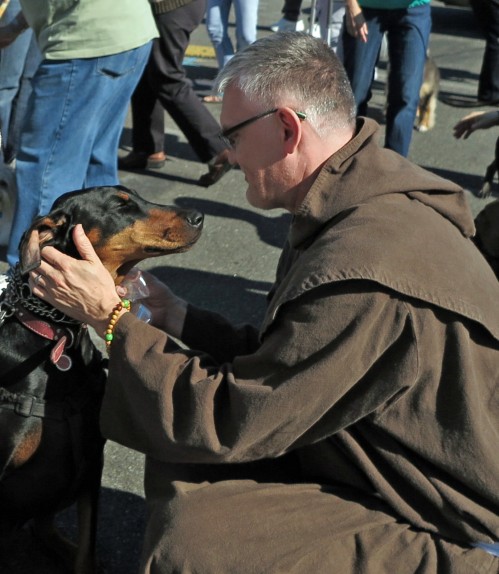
[
  {"x1": 478, "y1": 181, "x2": 492, "y2": 198},
  {"x1": 416, "y1": 124, "x2": 429, "y2": 133}
]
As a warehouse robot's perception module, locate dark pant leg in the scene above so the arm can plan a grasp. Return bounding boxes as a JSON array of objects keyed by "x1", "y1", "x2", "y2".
[
  {"x1": 148, "y1": 0, "x2": 226, "y2": 163},
  {"x1": 282, "y1": 0, "x2": 303, "y2": 21},
  {"x1": 130, "y1": 58, "x2": 165, "y2": 154},
  {"x1": 470, "y1": 0, "x2": 499, "y2": 102}
]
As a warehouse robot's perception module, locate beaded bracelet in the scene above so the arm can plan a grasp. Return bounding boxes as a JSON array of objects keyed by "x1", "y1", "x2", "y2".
[{"x1": 105, "y1": 299, "x2": 131, "y2": 354}]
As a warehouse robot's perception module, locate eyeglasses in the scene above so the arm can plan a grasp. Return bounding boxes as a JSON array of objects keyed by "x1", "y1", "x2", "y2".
[{"x1": 220, "y1": 108, "x2": 307, "y2": 149}]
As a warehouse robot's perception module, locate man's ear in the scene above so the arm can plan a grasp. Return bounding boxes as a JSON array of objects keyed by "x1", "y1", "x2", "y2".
[
  {"x1": 278, "y1": 108, "x2": 302, "y2": 153},
  {"x1": 18, "y1": 212, "x2": 72, "y2": 274}
]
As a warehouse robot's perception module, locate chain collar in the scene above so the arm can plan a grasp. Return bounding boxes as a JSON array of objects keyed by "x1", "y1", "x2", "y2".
[{"x1": 0, "y1": 265, "x2": 80, "y2": 327}]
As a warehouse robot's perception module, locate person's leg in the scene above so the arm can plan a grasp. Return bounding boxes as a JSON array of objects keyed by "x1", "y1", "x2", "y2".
[
  {"x1": 7, "y1": 43, "x2": 151, "y2": 266},
  {"x1": 148, "y1": 0, "x2": 226, "y2": 163},
  {"x1": 0, "y1": 0, "x2": 35, "y2": 160},
  {"x1": 384, "y1": 4, "x2": 431, "y2": 157},
  {"x1": 205, "y1": 0, "x2": 234, "y2": 70},
  {"x1": 4, "y1": 33, "x2": 42, "y2": 164},
  {"x1": 234, "y1": 0, "x2": 258, "y2": 53},
  {"x1": 141, "y1": 476, "x2": 490, "y2": 573},
  {"x1": 130, "y1": 59, "x2": 166, "y2": 155},
  {"x1": 282, "y1": 0, "x2": 303, "y2": 21},
  {"x1": 86, "y1": 43, "x2": 153, "y2": 186},
  {"x1": 318, "y1": 0, "x2": 346, "y2": 55},
  {"x1": 271, "y1": 0, "x2": 304, "y2": 32},
  {"x1": 341, "y1": 8, "x2": 385, "y2": 116},
  {"x1": 469, "y1": 0, "x2": 499, "y2": 103}
]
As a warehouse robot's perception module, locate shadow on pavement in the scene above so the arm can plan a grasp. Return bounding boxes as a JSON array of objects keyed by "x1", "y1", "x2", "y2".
[{"x1": 0, "y1": 487, "x2": 146, "y2": 574}]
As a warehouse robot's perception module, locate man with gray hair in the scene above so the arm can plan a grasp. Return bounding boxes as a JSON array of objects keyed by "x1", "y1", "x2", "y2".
[{"x1": 30, "y1": 33, "x2": 498, "y2": 573}]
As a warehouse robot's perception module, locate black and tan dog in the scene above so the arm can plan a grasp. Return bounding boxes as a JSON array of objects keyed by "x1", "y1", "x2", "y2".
[
  {"x1": 474, "y1": 198, "x2": 499, "y2": 279},
  {"x1": 478, "y1": 135, "x2": 499, "y2": 198},
  {"x1": 0, "y1": 185, "x2": 203, "y2": 573}
]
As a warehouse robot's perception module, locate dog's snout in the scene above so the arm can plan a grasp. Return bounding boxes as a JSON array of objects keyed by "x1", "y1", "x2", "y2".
[{"x1": 186, "y1": 210, "x2": 204, "y2": 229}]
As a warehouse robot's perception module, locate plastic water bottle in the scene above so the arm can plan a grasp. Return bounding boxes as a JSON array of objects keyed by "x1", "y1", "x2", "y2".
[{"x1": 119, "y1": 268, "x2": 152, "y2": 323}]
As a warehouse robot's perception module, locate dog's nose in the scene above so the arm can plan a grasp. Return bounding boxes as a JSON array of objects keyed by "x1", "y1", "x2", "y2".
[{"x1": 186, "y1": 210, "x2": 204, "y2": 229}]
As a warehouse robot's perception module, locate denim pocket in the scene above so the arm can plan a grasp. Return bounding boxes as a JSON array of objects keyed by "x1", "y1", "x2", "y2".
[{"x1": 96, "y1": 48, "x2": 142, "y2": 79}]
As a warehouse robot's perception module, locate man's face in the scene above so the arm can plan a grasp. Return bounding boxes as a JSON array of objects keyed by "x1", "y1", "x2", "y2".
[{"x1": 220, "y1": 86, "x2": 292, "y2": 211}]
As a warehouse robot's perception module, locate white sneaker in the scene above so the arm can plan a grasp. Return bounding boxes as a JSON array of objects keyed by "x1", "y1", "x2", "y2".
[
  {"x1": 270, "y1": 18, "x2": 305, "y2": 33},
  {"x1": 311, "y1": 22, "x2": 321, "y2": 38},
  {"x1": 0, "y1": 273, "x2": 8, "y2": 294}
]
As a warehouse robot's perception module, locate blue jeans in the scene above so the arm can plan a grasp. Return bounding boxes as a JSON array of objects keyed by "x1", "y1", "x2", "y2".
[
  {"x1": 342, "y1": 4, "x2": 431, "y2": 157},
  {"x1": 0, "y1": 0, "x2": 41, "y2": 163},
  {"x1": 206, "y1": 0, "x2": 259, "y2": 70},
  {"x1": 7, "y1": 42, "x2": 152, "y2": 267}
]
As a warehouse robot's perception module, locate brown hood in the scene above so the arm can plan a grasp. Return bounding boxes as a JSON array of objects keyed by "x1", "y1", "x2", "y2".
[
  {"x1": 291, "y1": 118, "x2": 474, "y2": 248},
  {"x1": 263, "y1": 118, "x2": 499, "y2": 340}
]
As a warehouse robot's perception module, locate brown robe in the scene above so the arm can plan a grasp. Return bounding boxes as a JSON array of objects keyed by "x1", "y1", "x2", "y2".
[{"x1": 103, "y1": 118, "x2": 499, "y2": 573}]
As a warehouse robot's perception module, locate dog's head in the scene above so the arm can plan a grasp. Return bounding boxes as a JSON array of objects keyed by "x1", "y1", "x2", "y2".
[{"x1": 19, "y1": 185, "x2": 203, "y2": 283}]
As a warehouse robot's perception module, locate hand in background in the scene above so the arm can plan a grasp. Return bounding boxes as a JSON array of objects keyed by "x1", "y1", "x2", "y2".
[
  {"x1": 345, "y1": 0, "x2": 368, "y2": 42},
  {"x1": 453, "y1": 110, "x2": 499, "y2": 140}
]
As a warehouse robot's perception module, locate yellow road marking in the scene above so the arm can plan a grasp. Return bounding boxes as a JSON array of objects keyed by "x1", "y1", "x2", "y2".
[{"x1": 186, "y1": 45, "x2": 216, "y2": 59}]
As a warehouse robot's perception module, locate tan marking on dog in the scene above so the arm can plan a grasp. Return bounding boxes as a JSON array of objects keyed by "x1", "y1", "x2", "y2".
[
  {"x1": 11, "y1": 424, "x2": 43, "y2": 468},
  {"x1": 91, "y1": 208, "x2": 201, "y2": 282}
]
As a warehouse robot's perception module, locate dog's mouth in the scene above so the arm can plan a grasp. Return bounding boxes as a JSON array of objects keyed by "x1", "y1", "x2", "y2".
[{"x1": 143, "y1": 240, "x2": 198, "y2": 255}]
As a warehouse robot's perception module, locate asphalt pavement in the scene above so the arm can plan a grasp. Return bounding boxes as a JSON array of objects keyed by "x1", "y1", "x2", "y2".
[{"x1": 2, "y1": 1, "x2": 498, "y2": 572}]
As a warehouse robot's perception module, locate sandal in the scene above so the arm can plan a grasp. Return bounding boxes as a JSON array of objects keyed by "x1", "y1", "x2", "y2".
[{"x1": 197, "y1": 149, "x2": 233, "y2": 187}]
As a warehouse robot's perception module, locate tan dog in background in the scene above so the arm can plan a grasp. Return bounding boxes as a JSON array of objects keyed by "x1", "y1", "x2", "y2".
[
  {"x1": 384, "y1": 52, "x2": 440, "y2": 132},
  {"x1": 415, "y1": 54, "x2": 440, "y2": 132}
]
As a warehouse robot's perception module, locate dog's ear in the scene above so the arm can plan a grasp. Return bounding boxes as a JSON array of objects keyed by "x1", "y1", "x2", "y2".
[{"x1": 18, "y1": 212, "x2": 73, "y2": 274}]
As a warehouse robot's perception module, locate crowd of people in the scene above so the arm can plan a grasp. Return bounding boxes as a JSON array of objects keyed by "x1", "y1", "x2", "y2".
[{"x1": 0, "y1": 1, "x2": 498, "y2": 573}]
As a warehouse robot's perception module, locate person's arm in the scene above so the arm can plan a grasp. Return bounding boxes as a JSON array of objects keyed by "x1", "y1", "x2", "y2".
[
  {"x1": 0, "y1": 10, "x2": 28, "y2": 49},
  {"x1": 344, "y1": 0, "x2": 368, "y2": 42},
  {"x1": 453, "y1": 110, "x2": 499, "y2": 140},
  {"x1": 117, "y1": 269, "x2": 261, "y2": 362},
  {"x1": 100, "y1": 281, "x2": 415, "y2": 465}
]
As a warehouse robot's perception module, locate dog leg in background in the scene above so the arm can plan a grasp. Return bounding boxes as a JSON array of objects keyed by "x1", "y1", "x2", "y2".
[
  {"x1": 415, "y1": 54, "x2": 440, "y2": 133},
  {"x1": 478, "y1": 135, "x2": 499, "y2": 198},
  {"x1": 473, "y1": 198, "x2": 499, "y2": 279},
  {"x1": 0, "y1": 165, "x2": 17, "y2": 246},
  {"x1": 32, "y1": 515, "x2": 79, "y2": 571}
]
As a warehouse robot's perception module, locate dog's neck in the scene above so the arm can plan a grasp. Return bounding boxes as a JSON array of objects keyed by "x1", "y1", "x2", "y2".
[{"x1": 1, "y1": 265, "x2": 81, "y2": 326}]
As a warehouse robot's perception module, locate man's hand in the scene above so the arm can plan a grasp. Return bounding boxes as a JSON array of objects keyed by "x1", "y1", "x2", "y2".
[
  {"x1": 29, "y1": 224, "x2": 121, "y2": 336},
  {"x1": 117, "y1": 270, "x2": 188, "y2": 339}
]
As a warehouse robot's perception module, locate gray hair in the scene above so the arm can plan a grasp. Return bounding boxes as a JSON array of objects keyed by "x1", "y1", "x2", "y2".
[{"x1": 215, "y1": 32, "x2": 356, "y2": 135}]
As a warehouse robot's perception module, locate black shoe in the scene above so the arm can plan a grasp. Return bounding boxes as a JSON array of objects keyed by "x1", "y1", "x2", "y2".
[
  {"x1": 118, "y1": 151, "x2": 166, "y2": 170},
  {"x1": 197, "y1": 149, "x2": 233, "y2": 187}
]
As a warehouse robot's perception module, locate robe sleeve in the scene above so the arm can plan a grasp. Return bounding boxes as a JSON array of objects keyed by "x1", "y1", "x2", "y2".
[{"x1": 100, "y1": 281, "x2": 417, "y2": 464}]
